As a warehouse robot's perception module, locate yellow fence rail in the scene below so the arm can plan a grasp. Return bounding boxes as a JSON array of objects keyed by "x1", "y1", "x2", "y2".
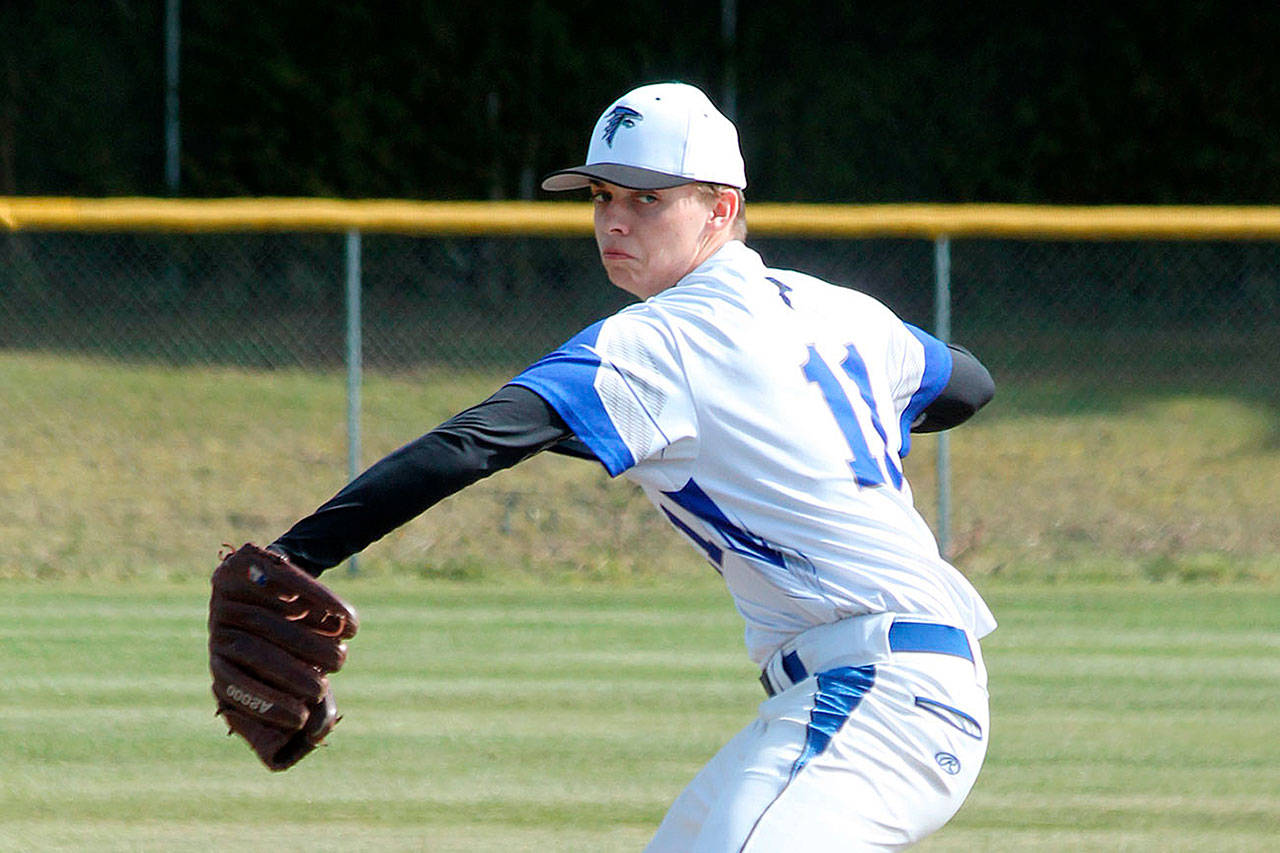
[
  {"x1": 4, "y1": 196, "x2": 1277, "y2": 572},
  {"x1": 6, "y1": 197, "x2": 1280, "y2": 239}
]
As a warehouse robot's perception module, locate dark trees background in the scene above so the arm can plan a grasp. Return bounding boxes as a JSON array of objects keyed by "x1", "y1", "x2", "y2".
[{"x1": 4, "y1": 1, "x2": 1280, "y2": 203}]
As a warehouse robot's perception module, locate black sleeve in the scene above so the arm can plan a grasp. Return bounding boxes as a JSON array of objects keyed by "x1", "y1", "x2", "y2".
[
  {"x1": 271, "y1": 384, "x2": 575, "y2": 574},
  {"x1": 910, "y1": 344, "x2": 995, "y2": 433},
  {"x1": 544, "y1": 436, "x2": 599, "y2": 460}
]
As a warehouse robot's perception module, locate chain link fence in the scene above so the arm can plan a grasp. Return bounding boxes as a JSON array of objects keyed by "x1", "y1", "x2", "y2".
[{"x1": 3, "y1": 213, "x2": 1278, "y2": 581}]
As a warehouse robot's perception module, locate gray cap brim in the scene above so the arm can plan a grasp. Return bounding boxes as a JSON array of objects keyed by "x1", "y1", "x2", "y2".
[{"x1": 541, "y1": 163, "x2": 695, "y2": 192}]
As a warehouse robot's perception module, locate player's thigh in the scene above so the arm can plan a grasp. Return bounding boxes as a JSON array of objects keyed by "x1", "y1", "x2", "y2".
[{"x1": 645, "y1": 691, "x2": 815, "y2": 853}]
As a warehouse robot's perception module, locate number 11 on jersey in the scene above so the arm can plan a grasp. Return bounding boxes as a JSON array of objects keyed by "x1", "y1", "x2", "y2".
[{"x1": 802, "y1": 345, "x2": 903, "y2": 490}]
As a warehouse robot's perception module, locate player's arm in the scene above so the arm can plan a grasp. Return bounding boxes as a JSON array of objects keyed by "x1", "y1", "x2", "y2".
[
  {"x1": 910, "y1": 344, "x2": 995, "y2": 433},
  {"x1": 270, "y1": 384, "x2": 577, "y2": 574}
]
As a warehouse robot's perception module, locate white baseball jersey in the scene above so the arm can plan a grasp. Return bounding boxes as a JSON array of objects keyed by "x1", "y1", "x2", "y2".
[{"x1": 513, "y1": 240, "x2": 995, "y2": 664}]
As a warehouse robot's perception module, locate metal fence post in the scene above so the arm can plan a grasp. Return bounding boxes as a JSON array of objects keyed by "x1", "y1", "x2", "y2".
[
  {"x1": 933, "y1": 236, "x2": 952, "y2": 557},
  {"x1": 345, "y1": 228, "x2": 362, "y2": 575},
  {"x1": 164, "y1": 0, "x2": 181, "y2": 195}
]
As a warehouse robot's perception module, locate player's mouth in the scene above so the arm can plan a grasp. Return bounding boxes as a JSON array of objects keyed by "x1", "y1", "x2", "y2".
[{"x1": 600, "y1": 247, "x2": 635, "y2": 261}]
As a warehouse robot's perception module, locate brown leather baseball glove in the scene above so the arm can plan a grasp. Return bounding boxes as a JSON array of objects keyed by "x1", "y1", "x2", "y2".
[{"x1": 208, "y1": 543, "x2": 359, "y2": 771}]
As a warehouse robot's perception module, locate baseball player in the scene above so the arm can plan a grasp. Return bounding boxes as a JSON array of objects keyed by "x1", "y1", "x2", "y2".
[{"x1": 251, "y1": 82, "x2": 996, "y2": 850}]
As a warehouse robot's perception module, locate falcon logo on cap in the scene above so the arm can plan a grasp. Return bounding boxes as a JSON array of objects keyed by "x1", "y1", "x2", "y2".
[{"x1": 601, "y1": 106, "x2": 642, "y2": 147}]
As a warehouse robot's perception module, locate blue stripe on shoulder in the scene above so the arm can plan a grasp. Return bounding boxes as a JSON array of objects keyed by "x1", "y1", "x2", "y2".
[
  {"x1": 510, "y1": 320, "x2": 635, "y2": 476},
  {"x1": 899, "y1": 324, "x2": 953, "y2": 458}
]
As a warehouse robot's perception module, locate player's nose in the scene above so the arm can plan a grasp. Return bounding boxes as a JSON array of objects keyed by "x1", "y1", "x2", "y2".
[{"x1": 594, "y1": 200, "x2": 629, "y2": 235}]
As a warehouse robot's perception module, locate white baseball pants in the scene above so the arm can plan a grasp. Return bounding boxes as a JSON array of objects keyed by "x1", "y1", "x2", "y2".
[{"x1": 644, "y1": 613, "x2": 989, "y2": 852}]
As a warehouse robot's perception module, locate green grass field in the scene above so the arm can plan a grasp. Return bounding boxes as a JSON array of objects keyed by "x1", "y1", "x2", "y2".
[
  {"x1": 1, "y1": 578, "x2": 1277, "y2": 851},
  {"x1": 3, "y1": 350, "x2": 1279, "y2": 849}
]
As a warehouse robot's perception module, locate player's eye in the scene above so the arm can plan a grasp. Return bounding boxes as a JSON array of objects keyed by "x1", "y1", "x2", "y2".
[
  {"x1": 636, "y1": 193, "x2": 660, "y2": 204},
  {"x1": 590, "y1": 189, "x2": 611, "y2": 204}
]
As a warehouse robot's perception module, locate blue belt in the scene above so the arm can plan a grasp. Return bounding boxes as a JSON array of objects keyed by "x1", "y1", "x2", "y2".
[
  {"x1": 760, "y1": 621, "x2": 973, "y2": 697},
  {"x1": 887, "y1": 621, "x2": 974, "y2": 661}
]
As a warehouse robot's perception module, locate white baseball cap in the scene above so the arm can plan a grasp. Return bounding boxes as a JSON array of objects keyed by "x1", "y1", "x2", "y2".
[{"x1": 541, "y1": 82, "x2": 747, "y2": 192}]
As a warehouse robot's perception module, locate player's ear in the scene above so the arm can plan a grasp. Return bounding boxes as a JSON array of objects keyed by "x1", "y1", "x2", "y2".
[{"x1": 708, "y1": 188, "x2": 740, "y2": 231}]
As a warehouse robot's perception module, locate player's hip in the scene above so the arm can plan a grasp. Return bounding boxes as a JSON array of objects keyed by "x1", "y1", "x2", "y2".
[
  {"x1": 750, "y1": 617, "x2": 988, "y2": 849},
  {"x1": 648, "y1": 616, "x2": 990, "y2": 852},
  {"x1": 737, "y1": 665, "x2": 988, "y2": 851}
]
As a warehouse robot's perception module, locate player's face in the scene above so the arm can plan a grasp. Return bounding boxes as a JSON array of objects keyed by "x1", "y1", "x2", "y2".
[{"x1": 590, "y1": 181, "x2": 729, "y2": 299}]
